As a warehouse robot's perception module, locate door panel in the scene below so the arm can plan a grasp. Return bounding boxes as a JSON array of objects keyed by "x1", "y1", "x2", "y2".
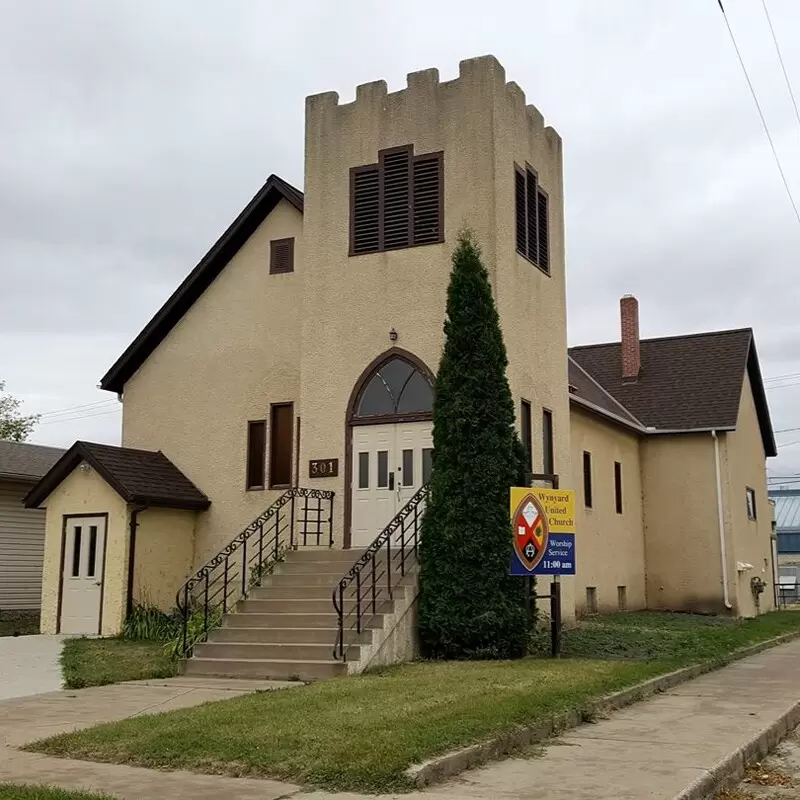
[
  {"x1": 60, "y1": 516, "x2": 106, "y2": 635},
  {"x1": 351, "y1": 422, "x2": 433, "y2": 547}
]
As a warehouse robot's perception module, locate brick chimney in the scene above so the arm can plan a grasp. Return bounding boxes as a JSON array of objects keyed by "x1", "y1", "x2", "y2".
[{"x1": 620, "y1": 295, "x2": 640, "y2": 381}]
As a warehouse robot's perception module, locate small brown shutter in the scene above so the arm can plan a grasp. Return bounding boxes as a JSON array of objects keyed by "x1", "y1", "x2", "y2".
[
  {"x1": 269, "y1": 238, "x2": 294, "y2": 274},
  {"x1": 413, "y1": 153, "x2": 443, "y2": 244},
  {"x1": 246, "y1": 421, "x2": 266, "y2": 489},
  {"x1": 525, "y1": 169, "x2": 539, "y2": 265},
  {"x1": 351, "y1": 167, "x2": 380, "y2": 254},
  {"x1": 515, "y1": 169, "x2": 526, "y2": 255},
  {"x1": 381, "y1": 148, "x2": 412, "y2": 250},
  {"x1": 537, "y1": 189, "x2": 549, "y2": 273},
  {"x1": 269, "y1": 403, "x2": 293, "y2": 488}
]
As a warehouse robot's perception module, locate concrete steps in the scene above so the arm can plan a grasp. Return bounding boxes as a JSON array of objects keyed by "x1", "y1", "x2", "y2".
[{"x1": 182, "y1": 547, "x2": 376, "y2": 681}]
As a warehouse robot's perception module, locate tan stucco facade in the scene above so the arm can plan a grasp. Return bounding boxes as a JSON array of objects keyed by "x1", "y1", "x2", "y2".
[
  {"x1": 133, "y1": 507, "x2": 196, "y2": 612},
  {"x1": 39, "y1": 465, "x2": 129, "y2": 635},
  {"x1": 122, "y1": 198, "x2": 303, "y2": 565},
  {"x1": 721, "y1": 373, "x2": 774, "y2": 616},
  {"x1": 569, "y1": 406, "x2": 645, "y2": 615}
]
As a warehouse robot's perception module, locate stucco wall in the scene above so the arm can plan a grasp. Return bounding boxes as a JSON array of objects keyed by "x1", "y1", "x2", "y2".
[
  {"x1": 122, "y1": 199, "x2": 303, "y2": 566},
  {"x1": 642, "y1": 434, "x2": 726, "y2": 613},
  {"x1": 38, "y1": 465, "x2": 129, "y2": 635},
  {"x1": 133, "y1": 507, "x2": 196, "y2": 612},
  {"x1": 722, "y1": 373, "x2": 773, "y2": 616},
  {"x1": 569, "y1": 406, "x2": 645, "y2": 615},
  {"x1": 302, "y1": 57, "x2": 571, "y2": 612}
]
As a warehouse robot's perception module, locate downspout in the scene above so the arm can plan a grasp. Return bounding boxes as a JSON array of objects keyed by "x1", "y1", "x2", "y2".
[
  {"x1": 712, "y1": 431, "x2": 732, "y2": 610},
  {"x1": 126, "y1": 504, "x2": 149, "y2": 617}
]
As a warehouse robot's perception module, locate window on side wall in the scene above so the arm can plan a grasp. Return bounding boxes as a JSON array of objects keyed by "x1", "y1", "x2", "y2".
[
  {"x1": 350, "y1": 146, "x2": 444, "y2": 255},
  {"x1": 583, "y1": 451, "x2": 592, "y2": 509},
  {"x1": 520, "y1": 399, "x2": 533, "y2": 475},
  {"x1": 514, "y1": 164, "x2": 550, "y2": 274},
  {"x1": 746, "y1": 487, "x2": 757, "y2": 520},
  {"x1": 542, "y1": 409, "x2": 554, "y2": 475},
  {"x1": 246, "y1": 420, "x2": 266, "y2": 490},
  {"x1": 614, "y1": 461, "x2": 623, "y2": 514},
  {"x1": 269, "y1": 403, "x2": 294, "y2": 489}
]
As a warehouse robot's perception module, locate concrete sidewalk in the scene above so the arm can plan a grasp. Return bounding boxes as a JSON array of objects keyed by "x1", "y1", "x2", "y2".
[
  {"x1": 0, "y1": 641, "x2": 799, "y2": 799},
  {"x1": 0, "y1": 634, "x2": 65, "y2": 700}
]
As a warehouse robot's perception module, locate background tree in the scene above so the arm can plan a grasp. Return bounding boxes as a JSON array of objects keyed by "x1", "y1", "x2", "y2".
[
  {"x1": 0, "y1": 381, "x2": 39, "y2": 441},
  {"x1": 418, "y1": 230, "x2": 528, "y2": 660}
]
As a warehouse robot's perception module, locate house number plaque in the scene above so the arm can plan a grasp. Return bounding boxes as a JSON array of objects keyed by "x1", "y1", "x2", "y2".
[{"x1": 309, "y1": 458, "x2": 339, "y2": 478}]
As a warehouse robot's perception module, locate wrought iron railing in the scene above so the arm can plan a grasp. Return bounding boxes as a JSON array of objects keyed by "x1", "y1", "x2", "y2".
[
  {"x1": 175, "y1": 487, "x2": 335, "y2": 658},
  {"x1": 332, "y1": 484, "x2": 428, "y2": 661}
]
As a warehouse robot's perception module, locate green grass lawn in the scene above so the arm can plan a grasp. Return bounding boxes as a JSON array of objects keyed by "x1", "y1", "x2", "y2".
[
  {"x1": 29, "y1": 610, "x2": 800, "y2": 793},
  {"x1": 0, "y1": 614, "x2": 40, "y2": 637},
  {"x1": 61, "y1": 638, "x2": 178, "y2": 689},
  {"x1": 0, "y1": 786, "x2": 113, "y2": 800}
]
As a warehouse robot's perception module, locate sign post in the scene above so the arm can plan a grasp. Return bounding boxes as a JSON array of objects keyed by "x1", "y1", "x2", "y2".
[{"x1": 509, "y1": 479, "x2": 575, "y2": 657}]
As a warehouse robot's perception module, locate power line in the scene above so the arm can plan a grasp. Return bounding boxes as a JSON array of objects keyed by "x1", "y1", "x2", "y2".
[
  {"x1": 37, "y1": 408, "x2": 121, "y2": 427},
  {"x1": 764, "y1": 372, "x2": 800, "y2": 384},
  {"x1": 760, "y1": 0, "x2": 800, "y2": 137},
  {"x1": 37, "y1": 400, "x2": 116, "y2": 419},
  {"x1": 716, "y1": 0, "x2": 800, "y2": 227},
  {"x1": 767, "y1": 381, "x2": 800, "y2": 391}
]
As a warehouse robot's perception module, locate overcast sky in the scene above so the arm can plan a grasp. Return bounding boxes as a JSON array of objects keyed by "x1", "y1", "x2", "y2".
[{"x1": 3, "y1": 0, "x2": 800, "y2": 480}]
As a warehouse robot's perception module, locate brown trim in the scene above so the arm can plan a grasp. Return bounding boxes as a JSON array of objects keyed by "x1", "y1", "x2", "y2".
[
  {"x1": 97, "y1": 514, "x2": 109, "y2": 635},
  {"x1": 349, "y1": 145, "x2": 444, "y2": 257},
  {"x1": 294, "y1": 416, "x2": 301, "y2": 488},
  {"x1": 245, "y1": 419, "x2": 267, "y2": 491},
  {"x1": 268, "y1": 402, "x2": 294, "y2": 489},
  {"x1": 56, "y1": 512, "x2": 109, "y2": 635},
  {"x1": 343, "y1": 347, "x2": 435, "y2": 549},
  {"x1": 514, "y1": 161, "x2": 550, "y2": 278},
  {"x1": 125, "y1": 505, "x2": 147, "y2": 620},
  {"x1": 269, "y1": 237, "x2": 295, "y2": 274}
]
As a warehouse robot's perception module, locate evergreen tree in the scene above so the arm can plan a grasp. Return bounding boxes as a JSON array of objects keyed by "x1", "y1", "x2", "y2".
[{"x1": 418, "y1": 230, "x2": 528, "y2": 659}]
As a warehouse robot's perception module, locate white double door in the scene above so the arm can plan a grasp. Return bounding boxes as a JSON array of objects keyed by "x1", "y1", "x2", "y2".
[
  {"x1": 351, "y1": 422, "x2": 433, "y2": 547},
  {"x1": 60, "y1": 516, "x2": 106, "y2": 635}
]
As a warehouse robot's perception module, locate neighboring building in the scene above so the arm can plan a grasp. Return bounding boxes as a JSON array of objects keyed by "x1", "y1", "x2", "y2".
[
  {"x1": 25, "y1": 56, "x2": 777, "y2": 679},
  {"x1": 769, "y1": 488, "x2": 800, "y2": 604},
  {"x1": 0, "y1": 440, "x2": 64, "y2": 612}
]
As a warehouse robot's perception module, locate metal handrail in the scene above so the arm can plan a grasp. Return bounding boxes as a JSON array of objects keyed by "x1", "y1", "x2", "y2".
[
  {"x1": 332, "y1": 484, "x2": 428, "y2": 661},
  {"x1": 175, "y1": 487, "x2": 335, "y2": 658}
]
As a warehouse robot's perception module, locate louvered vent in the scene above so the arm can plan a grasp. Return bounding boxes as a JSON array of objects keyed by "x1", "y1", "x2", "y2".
[
  {"x1": 537, "y1": 189, "x2": 549, "y2": 273},
  {"x1": 525, "y1": 169, "x2": 539, "y2": 265},
  {"x1": 515, "y1": 169, "x2": 526, "y2": 255},
  {"x1": 413, "y1": 155, "x2": 441, "y2": 244},
  {"x1": 382, "y1": 150, "x2": 411, "y2": 250},
  {"x1": 269, "y1": 237, "x2": 294, "y2": 274},
  {"x1": 352, "y1": 168, "x2": 380, "y2": 254}
]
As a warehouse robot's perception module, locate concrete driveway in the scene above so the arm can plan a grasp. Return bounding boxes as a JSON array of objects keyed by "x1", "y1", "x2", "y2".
[{"x1": 0, "y1": 634, "x2": 65, "y2": 700}]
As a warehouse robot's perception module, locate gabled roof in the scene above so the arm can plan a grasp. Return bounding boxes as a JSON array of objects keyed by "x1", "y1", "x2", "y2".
[
  {"x1": 100, "y1": 175, "x2": 303, "y2": 394},
  {"x1": 0, "y1": 440, "x2": 65, "y2": 482},
  {"x1": 569, "y1": 328, "x2": 777, "y2": 456},
  {"x1": 567, "y1": 357, "x2": 644, "y2": 432},
  {"x1": 25, "y1": 441, "x2": 210, "y2": 510}
]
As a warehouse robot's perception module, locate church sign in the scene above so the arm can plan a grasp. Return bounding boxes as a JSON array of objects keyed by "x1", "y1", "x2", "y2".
[{"x1": 509, "y1": 487, "x2": 576, "y2": 576}]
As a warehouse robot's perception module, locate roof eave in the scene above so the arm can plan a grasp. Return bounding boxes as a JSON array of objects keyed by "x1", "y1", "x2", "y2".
[
  {"x1": 130, "y1": 494, "x2": 211, "y2": 511},
  {"x1": 99, "y1": 175, "x2": 303, "y2": 394},
  {"x1": 569, "y1": 395, "x2": 646, "y2": 434}
]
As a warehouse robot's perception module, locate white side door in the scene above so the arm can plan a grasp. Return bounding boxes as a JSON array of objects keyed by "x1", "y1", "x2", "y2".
[
  {"x1": 352, "y1": 425, "x2": 397, "y2": 547},
  {"x1": 60, "y1": 516, "x2": 106, "y2": 635}
]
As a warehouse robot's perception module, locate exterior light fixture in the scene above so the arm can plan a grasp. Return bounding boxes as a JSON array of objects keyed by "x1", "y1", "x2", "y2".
[{"x1": 389, "y1": 328, "x2": 398, "y2": 342}]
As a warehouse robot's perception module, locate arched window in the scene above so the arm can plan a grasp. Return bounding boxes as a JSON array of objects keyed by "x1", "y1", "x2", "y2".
[{"x1": 354, "y1": 356, "x2": 434, "y2": 419}]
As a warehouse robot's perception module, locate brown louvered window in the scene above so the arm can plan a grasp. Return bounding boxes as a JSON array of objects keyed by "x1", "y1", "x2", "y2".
[
  {"x1": 269, "y1": 403, "x2": 293, "y2": 488},
  {"x1": 269, "y1": 237, "x2": 294, "y2": 274},
  {"x1": 514, "y1": 164, "x2": 550, "y2": 275},
  {"x1": 246, "y1": 420, "x2": 266, "y2": 490},
  {"x1": 350, "y1": 145, "x2": 443, "y2": 255}
]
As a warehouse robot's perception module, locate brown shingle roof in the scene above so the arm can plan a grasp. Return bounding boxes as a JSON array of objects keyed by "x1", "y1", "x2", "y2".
[
  {"x1": 569, "y1": 328, "x2": 777, "y2": 456},
  {"x1": 24, "y1": 441, "x2": 210, "y2": 510},
  {"x1": 567, "y1": 357, "x2": 643, "y2": 430},
  {"x1": 0, "y1": 440, "x2": 65, "y2": 481}
]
